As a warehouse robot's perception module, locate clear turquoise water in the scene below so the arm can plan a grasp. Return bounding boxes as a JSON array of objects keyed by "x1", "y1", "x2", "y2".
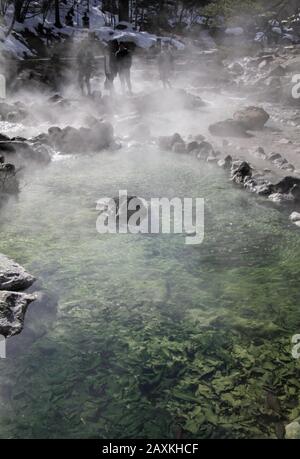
[{"x1": 0, "y1": 147, "x2": 300, "y2": 439}]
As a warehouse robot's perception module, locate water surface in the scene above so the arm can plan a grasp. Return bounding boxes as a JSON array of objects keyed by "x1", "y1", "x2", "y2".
[{"x1": 1, "y1": 147, "x2": 300, "y2": 439}]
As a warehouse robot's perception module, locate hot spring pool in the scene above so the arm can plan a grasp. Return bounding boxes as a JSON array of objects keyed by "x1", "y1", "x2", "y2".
[{"x1": 0, "y1": 147, "x2": 300, "y2": 439}]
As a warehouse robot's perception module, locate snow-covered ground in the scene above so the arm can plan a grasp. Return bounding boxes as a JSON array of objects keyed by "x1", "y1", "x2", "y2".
[
  {"x1": 0, "y1": 26, "x2": 35, "y2": 58},
  {"x1": 0, "y1": 2, "x2": 184, "y2": 60}
]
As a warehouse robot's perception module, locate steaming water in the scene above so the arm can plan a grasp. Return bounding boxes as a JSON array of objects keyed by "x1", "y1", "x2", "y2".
[{"x1": 1, "y1": 143, "x2": 300, "y2": 439}]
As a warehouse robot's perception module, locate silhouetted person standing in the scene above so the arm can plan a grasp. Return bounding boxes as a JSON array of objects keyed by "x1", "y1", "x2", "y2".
[
  {"x1": 104, "y1": 40, "x2": 119, "y2": 95},
  {"x1": 65, "y1": 10, "x2": 74, "y2": 27},
  {"x1": 158, "y1": 46, "x2": 174, "y2": 89},
  {"x1": 77, "y1": 37, "x2": 95, "y2": 96},
  {"x1": 82, "y1": 12, "x2": 90, "y2": 29},
  {"x1": 115, "y1": 43, "x2": 132, "y2": 94}
]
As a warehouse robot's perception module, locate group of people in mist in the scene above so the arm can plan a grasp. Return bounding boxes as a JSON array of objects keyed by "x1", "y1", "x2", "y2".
[{"x1": 76, "y1": 34, "x2": 175, "y2": 97}]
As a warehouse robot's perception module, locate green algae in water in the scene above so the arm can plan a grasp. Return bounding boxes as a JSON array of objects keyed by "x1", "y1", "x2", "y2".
[{"x1": 1, "y1": 149, "x2": 300, "y2": 439}]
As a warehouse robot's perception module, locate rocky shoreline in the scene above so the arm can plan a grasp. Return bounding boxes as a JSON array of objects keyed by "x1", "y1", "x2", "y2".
[{"x1": 157, "y1": 128, "x2": 300, "y2": 209}]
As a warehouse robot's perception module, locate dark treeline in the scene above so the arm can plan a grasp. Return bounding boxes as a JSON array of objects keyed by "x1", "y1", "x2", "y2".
[{"x1": 1, "y1": 0, "x2": 300, "y2": 35}]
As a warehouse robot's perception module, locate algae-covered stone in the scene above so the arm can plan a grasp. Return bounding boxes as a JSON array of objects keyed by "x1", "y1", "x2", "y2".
[
  {"x1": 285, "y1": 418, "x2": 300, "y2": 439},
  {"x1": 0, "y1": 291, "x2": 36, "y2": 337}
]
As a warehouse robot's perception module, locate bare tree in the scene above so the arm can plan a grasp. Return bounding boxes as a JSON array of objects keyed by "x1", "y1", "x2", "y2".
[
  {"x1": 119, "y1": 0, "x2": 129, "y2": 22},
  {"x1": 54, "y1": 0, "x2": 62, "y2": 28}
]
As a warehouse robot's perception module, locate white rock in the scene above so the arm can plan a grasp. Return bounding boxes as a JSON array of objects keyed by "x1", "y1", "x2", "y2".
[
  {"x1": 269, "y1": 193, "x2": 293, "y2": 203},
  {"x1": 285, "y1": 418, "x2": 300, "y2": 439},
  {"x1": 290, "y1": 212, "x2": 300, "y2": 222}
]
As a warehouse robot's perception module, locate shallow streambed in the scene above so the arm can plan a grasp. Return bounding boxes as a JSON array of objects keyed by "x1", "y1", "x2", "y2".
[{"x1": 0, "y1": 147, "x2": 300, "y2": 439}]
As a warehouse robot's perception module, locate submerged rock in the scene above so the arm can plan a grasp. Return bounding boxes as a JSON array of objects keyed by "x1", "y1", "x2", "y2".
[
  {"x1": 285, "y1": 418, "x2": 300, "y2": 439},
  {"x1": 7, "y1": 290, "x2": 58, "y2": 353},
  {"x1": 0, "y1": 254, "x2": 36, "y2": 292},
  {"x1": 0, "y1": 291, "x2": 36, "y2": 338}
]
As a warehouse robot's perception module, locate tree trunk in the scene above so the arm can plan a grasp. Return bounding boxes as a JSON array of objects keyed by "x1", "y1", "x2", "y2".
[
  {"x1": 54, "y1": 0, "x2": 62, "y2": 28},
  {"x1": 14, "y1": 0, "x2": 24, "y2": 23},
  {"x1": 119, "y1": 0, "x2": 129, "y2": 22}
]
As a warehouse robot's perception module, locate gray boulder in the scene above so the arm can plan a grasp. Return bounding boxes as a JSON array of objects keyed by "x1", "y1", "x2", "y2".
[
  {"x1": 233, "y1": 106, "x2": 270, "y2": 130},
  {"x1": 231, "y1": 161, "x2": 252, "y2": 184},
  {"x1": 0, "y1": 291, "x2": 36, "y2": 338},
  {"x1": 0, "y1": 254, "x2": 36, "y2": 291}
]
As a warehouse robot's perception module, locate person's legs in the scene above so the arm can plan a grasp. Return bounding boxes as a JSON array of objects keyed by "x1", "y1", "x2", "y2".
[
  {"x1": 125, "y1": 68, "x2": 132, "y2": 93},
  {"x1": 85, "y1": 73, "x2": 92, "y2": 96},
  {"x1": 109, "y1": 78, "x2": 115, "y2": 96},
  {"x1": 78, "y1": 70, "x2": 84, "y2": 95},
  {"x1": 119, "y1": 71, "x2": 126, "y2": 94}
]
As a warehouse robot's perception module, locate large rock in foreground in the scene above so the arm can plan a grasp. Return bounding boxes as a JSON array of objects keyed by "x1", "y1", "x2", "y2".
[
  {"x1": 0, "y1": 254, "x2": 36, "y2": 291},
  {"x1": 233, "y1": 106, "x2": 270, "y2": 130},
  {"x1": 0, "y1": 291, "x2": 36, "y2": 338}
]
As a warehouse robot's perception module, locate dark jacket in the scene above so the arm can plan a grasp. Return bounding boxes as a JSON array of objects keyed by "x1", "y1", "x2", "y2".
[
  {"x1": 77, "y1": 45, "x2": 94, "y2": 73},
  {"x1": 115, "y1": 47, "x2": 132, "y2": 72}
]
